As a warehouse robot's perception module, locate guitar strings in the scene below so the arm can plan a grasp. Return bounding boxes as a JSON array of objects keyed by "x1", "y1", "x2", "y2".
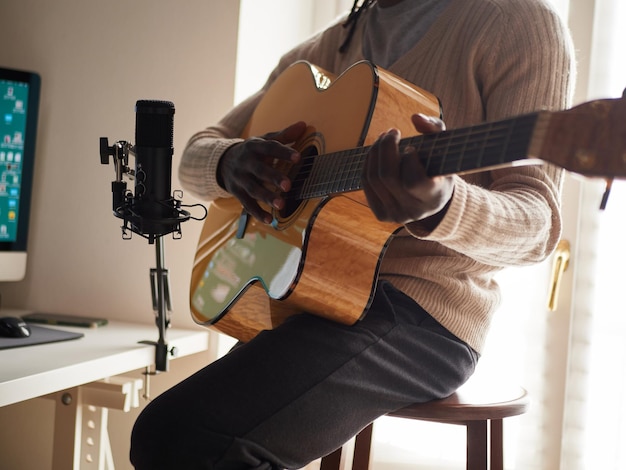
[
  {"x1": 287, "y1": 114, "x2": 539, "y2": 200},
  {"x1": 289, "y1": 129, "x2": 527, "y2": 199}
]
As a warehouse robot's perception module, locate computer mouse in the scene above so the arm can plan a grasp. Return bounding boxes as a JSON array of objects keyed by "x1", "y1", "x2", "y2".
[{"x1": 0, "y1": 316, "x2": 31, "y2": 338}]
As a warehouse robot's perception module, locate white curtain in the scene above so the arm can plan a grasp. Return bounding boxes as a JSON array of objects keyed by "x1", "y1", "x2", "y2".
[{"x1": 560, "y1": 0, "x2": 626, "y2": 468}]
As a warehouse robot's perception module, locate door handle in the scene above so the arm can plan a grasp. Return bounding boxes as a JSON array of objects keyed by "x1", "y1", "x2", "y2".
[{"x1": 547, "y1": 239, "x2": 571, "y2": 311}]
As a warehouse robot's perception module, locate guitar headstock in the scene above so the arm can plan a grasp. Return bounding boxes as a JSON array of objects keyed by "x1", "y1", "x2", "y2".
[{"x1": 537, "y1": 93, "x2": 626, "y2": 179}]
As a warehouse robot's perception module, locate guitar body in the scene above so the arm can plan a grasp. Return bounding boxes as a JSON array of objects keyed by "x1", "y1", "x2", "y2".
[{"x1": 190, "y1": 61, "x2": 441, "y2": 342}]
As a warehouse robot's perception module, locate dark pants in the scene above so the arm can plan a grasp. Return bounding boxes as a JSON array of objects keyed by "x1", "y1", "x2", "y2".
[{"x1": 130, "y1": 282, "x2": 478, "y2": 469}]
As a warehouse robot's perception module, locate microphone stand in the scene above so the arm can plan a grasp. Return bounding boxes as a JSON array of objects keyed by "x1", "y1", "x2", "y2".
[{"x1": 140, "y1": 235, "x2": 175, "y2": 372}]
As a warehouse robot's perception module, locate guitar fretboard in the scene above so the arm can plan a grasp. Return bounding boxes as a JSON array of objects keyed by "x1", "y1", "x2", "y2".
[{"x1": 288, "y1": 113, "x2": 540, "y2": 201}]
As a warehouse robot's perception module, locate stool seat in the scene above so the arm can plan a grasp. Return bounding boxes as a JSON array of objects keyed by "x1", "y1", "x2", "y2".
[
  {"x1": 389, "y1": 379, "x2": 529, "y2": 422},
  {"x1": 320, "y1": 374, "x2": 529, "y2": 470}
]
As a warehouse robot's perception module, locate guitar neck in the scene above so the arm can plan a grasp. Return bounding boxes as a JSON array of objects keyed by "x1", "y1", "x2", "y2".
[{"x1": 290, "y1": 112, "x2": 541, "y2": 201}]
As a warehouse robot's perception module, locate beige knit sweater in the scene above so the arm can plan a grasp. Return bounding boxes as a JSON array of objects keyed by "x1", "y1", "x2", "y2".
[{"x1": 179, "y1": 0, "x2": 575, "y2": 353}]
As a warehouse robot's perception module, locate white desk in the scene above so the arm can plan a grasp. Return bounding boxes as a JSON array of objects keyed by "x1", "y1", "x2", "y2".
[
  {"x1": 0, "y1": 320, "x2": 210, "y2": 407},
  {"x1": 0, "y1": 320, "x2": 211, "y2": 469}
]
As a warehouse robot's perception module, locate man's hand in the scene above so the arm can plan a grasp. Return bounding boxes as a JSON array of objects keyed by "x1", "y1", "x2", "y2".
[
  {"x1": 218, "y1": 121, "x2": 306, "y2": 224},
  {"x1": 362, "y1": 113, "x2": 454, "y2": 228}
]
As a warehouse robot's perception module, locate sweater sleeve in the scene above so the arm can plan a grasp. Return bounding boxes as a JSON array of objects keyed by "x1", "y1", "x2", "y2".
[
  {"x1": 178, "y1": 92, "x2": 261, "y2": 201},
  {"x1": 405, "y1": 1, "x2": 575, "y2": 267}
]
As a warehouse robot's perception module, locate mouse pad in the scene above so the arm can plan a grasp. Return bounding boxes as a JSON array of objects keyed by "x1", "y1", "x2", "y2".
[{"x1": 0, "y1": 324, "x2": 84, "y2": 350}]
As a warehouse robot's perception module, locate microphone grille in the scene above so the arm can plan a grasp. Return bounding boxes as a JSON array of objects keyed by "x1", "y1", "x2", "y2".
[{"x1": 135, "y1": 100, "x2": 175, "y2": 149}]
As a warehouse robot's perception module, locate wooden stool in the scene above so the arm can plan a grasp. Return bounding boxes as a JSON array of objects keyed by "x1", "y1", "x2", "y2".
[{"x1": 320, "y1": 376, "x2": 529, "y2": 470}]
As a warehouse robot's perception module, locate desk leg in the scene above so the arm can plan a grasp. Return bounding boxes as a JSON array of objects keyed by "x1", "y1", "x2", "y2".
[{"x1": 45, "y1": 377, "x2": 143, "y2": 470}]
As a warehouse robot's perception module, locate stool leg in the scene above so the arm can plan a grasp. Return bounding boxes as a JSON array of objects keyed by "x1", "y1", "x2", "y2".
[
  {"x1": 352, "y1": 423, "x2": 374, "y2": 470},
  {"x1": 320, "y1": 447, "x2": 343, "y2": 470},
  {"x1": 320, "y1": 422, "x2": 374, "y2": 470},
  {"x1": 466, "y1": 420, "x2": 488, "y2": 470},
  {"x1": 490, "y1": 419, "x2": 504, "y2": 470}
]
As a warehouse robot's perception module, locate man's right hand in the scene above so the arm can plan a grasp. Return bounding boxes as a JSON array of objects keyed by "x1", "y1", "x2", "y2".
[{"x1": 218, "y1": 121, "x2": 306, "y2": 224}]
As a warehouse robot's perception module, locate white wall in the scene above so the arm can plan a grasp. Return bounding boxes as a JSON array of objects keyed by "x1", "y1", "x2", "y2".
[
  {"x1": 0, "y1": 1, "x2": 240, "y2": 468},
  {"x1": 0, "y1": 0, "x2": 239, "y2": 328}
]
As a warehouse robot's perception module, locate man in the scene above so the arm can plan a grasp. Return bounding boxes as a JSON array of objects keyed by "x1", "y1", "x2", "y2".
[{"x1": 131, "y1": 1, "x2": 574, "y2": 468}]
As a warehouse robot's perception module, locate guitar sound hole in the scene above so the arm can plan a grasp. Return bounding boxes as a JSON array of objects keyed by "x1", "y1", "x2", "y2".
[{"x1": 280, "y1": 145, "x2": 318, "y2": 219}]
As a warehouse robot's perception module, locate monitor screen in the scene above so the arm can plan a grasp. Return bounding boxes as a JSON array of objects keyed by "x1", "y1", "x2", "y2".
[{"x1": 0, "y1": 67, "x2": 40, "y2": 282}]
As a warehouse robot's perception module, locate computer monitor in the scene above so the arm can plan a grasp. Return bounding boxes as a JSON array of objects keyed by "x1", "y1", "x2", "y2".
[{"x1": 0, "y1": 67, "x2": 40, "y2": 282}]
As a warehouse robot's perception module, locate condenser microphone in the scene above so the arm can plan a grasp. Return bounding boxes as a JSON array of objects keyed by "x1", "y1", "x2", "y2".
[{"x1": 131, "y1": 100, "x2": 181, "y2": 238}]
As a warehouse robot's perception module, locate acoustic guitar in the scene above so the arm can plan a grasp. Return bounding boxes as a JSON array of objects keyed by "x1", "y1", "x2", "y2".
[{"x1": 189, "y1": 60, "x2": 626, "y2": 342}]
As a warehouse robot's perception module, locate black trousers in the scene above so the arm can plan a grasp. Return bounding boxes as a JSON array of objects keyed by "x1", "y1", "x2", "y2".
[{"x1": 130, "y1": 282, "x2": 479, "y2": 469}]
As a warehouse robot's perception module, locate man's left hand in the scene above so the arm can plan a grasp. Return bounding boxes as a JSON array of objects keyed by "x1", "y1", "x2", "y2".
[{"x1": 362, "y1": 113, "x2": 454, "y2": 227}]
